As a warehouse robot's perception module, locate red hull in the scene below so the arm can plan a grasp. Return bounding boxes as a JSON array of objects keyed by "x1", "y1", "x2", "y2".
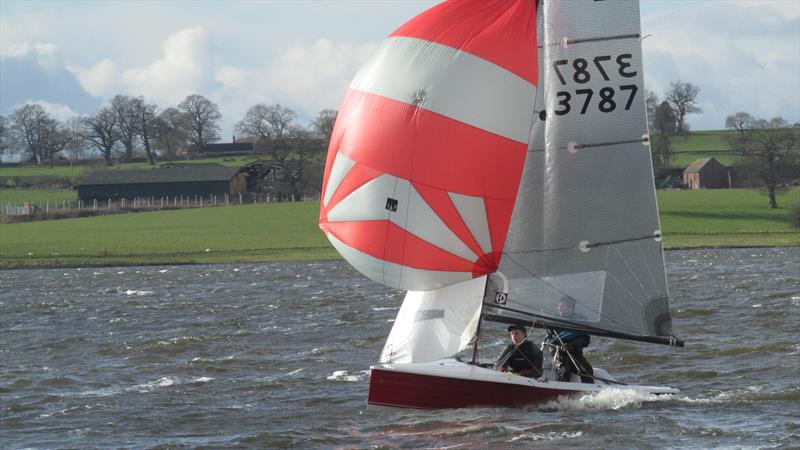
[{"x1": 368, "y1": 368, "x2": 573, "y2": 409}]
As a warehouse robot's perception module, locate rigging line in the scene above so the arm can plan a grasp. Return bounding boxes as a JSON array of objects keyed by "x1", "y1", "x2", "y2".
[
  {"x1": 544, "y1": 332, "x2": 595, "y2": 382},
  {"x1": 538, "y1": 33, "x2": 641, "y2": 48},
  {"x1": 530, "y1": 137, "x2": 650, "y2": 153}
]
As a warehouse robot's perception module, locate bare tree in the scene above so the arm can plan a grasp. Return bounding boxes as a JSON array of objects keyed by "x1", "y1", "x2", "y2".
[
  {"x1": 725, "y1": 112, "x2": 755, "y2": 156},
  {"x1": 110, "y1": 95, "x2": 140, "y2": 162},
  {"x1": 265, "y1": 127, "x2": 327, "y2": 201},
  {"x1": 131, "y1": 96, "x2": 158, "y2": 165},
  {"x1": 236, "y1": 104, "x2": 272, "y2": 138},
  {"x1": 650, "y1": 101, "x2": 678, "y2": 171},
  {"x1": 734, "y1": 117, "x2": 797, "y2": 208},
  {"x1": 154, "y1": 107, "x2": 188, "y2": 160},
  {"x1": 64, "y1": 117, "x2": 87, "y2": 163},
  {"x1": 236, "y1": 103, "x2": 297, "y2": 140},
  {"x1": 41, "y1": 121, "x2": 70, "y2": 168},
  {"x1": 83, "y1": 107, "x2": 120, "y2": 165},
  {"x1": 312, "y1": 109, "x2": 337, "y2": 144},
  {"x1": 666, "y1": 81, "x2": 701, "y2": 134},
  {"x1": 0, "y1": 115, "x2": 10, "y2": 157},
  {"x1": 11, "y1": 104, "x2": 56, "y2": 165},
  {"x1": 178, "y1": 94, "x2": 221, "y2": 146}
]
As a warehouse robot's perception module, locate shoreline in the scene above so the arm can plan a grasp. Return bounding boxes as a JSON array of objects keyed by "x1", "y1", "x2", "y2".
[{"x1": 2, "y1": 243, "x2": 796, "y2": 271}]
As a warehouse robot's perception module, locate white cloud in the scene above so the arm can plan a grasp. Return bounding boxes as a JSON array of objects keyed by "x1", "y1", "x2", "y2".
[
  {"x1": 121, "y1": 26, "x2": 211, "y2": 104},
  {"x1": 72, "y1": 58, "x2": 120, "y2": 98},
  {"x1": 2, "y1": 41, "x2": 61, "y2": 71},
  {"x1": 210, "y1": 38, "x2": 378, "y2": 135},
  {"x1": 70, "y1": 27, "x2": 211, "y2": 106},
  {"x1": 24, "y1": 100, "x2": 79, "y2": 121}
]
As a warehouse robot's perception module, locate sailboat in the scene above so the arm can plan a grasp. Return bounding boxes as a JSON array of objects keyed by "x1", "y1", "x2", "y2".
[{"x1": 319, "y1": 0, "x2": 684, "y2": 409}]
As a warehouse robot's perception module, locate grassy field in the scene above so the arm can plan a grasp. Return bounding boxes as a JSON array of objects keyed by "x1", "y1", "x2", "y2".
[
  {"x1": 657, "y1": 187, "x2": 799, "y2": 248},
  {"x1": 0, "y1": 155, "x2": 264, "y2": 178},
  {"x1": 0, "y1": 202, "x2": 337, "y2": 268},
  {"x1": 1, "y1": 188, "x2": 797, "y2": 269},
  {"x1": 1, "y1": 188, "x2": 76, "y2": 205}
]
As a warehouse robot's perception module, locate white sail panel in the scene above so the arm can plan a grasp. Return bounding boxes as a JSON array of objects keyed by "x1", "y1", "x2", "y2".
[
  {"x1": 350, "y1": 36, "x2": 537, "y2": 144},
  {"x1": 322, "y1": 152, "x2": 356, "y2": 207},
  {"x1": 380, "y1": 276, "x2": 486, "y2": 364},
  {"x1": 326, "y1": 174, "x2": 479, "y2": 264},
  {"x1": 448, "y1": 192, "x2": 493, "y2": 256},
  {"x1": 326, "y1": 232, "x2": 472, "y2": 291}
]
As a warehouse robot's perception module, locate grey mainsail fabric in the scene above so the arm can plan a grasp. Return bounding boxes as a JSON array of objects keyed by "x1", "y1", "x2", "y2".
[{"x1": 496, "y1": 0, "x2": 673, "y2": 339}]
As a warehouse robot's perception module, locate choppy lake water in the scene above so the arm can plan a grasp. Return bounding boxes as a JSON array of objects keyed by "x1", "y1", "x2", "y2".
[{"x1": 1, "y1": 247, "x2": 799, "y2": 449}]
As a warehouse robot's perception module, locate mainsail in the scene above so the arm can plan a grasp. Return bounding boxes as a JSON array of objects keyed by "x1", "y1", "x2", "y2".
[
  {"x1": 486, "y1": 0, "x2": 681, "y2": 346},
  {"x1": 319, "y1": 0, "x2": 538, "y2": 292}
]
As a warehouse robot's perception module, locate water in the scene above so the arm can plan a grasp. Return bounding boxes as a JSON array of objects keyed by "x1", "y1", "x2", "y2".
[{"x1": 1, "y1": 248, "x2": 798, "y2": 449}]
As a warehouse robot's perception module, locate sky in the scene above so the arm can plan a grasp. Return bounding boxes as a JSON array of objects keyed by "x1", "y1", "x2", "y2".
[{"x1": 1, "y1": 0, "x2": 798, "y2": 140}]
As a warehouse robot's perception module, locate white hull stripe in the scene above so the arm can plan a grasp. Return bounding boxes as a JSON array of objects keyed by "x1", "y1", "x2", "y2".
[{"x1": 350, "y1": 36, "x2": 537, "y2": 144}]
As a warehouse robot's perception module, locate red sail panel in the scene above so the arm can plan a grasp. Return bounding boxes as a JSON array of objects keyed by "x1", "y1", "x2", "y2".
[{"x1": 390, "y1": 0, "x2": 537, "y2": 85}]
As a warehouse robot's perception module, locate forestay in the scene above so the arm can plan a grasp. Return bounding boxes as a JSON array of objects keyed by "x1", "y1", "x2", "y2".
[{"x1": 489, "y1": 0, "x2": 677, "y2": 344}]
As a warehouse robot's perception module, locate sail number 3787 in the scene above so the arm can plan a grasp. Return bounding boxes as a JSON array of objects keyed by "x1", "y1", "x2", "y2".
[{"x1": 550, "y1": 54, "x2": 639, "y2": 116}]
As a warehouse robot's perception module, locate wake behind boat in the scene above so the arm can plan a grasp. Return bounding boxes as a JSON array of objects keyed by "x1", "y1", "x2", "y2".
[{"x1": 319, "y1": 0, "x2": 684, "y2": 409}]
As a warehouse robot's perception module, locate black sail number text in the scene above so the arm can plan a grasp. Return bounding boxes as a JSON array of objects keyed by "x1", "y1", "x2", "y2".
[{"x1": 550, "y1": 53, "x2": 639, "y2": 116}]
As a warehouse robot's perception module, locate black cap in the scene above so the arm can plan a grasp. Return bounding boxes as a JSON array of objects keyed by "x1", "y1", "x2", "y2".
[{"x1": 507, "y1": 324, "x2": 526, "y2": 333}]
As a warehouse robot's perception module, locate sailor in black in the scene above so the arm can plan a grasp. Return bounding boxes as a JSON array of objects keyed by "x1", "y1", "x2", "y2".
[{"x1": 494, "y1": 324, "x2": 543, "y2": 378}]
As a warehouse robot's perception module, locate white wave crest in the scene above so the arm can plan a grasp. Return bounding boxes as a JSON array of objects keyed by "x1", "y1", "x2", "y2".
[
  {"x1": 509, "y1": 431, "x2": 583, "y2": 442},
  {"x1": 535, "y1": 388, "x2": 672, "y2": 411},
  {"x1": 124, "y1": 289, "x2": 154, "y2": 296},
  {"x1": 326, "y1": 370, "x2": 370, "y2": 382}
]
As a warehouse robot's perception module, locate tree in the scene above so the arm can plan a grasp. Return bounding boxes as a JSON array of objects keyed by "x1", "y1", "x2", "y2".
[
  {"x1": 11, "y1": 104, "x2": 57, "y2": 165},
  {"x1": 236, "y1": 104, "x2": 272, "y2": 138},
  {"x1": 649, "y1": 100, "x2": 678, "y2": 172},
  {"x1": 665, "y1": 81, "x2": 701, "y2": 134},
  {"x1": 63, "y1": 117, "x2": 87, "y2": 163},
  {"x1": 110, "y1": 95, "x2": 140, "y2": 162},
  {"x1": 734, "y1": 117, "x2": 797, "y2": 209},
  {"x1": 0, "y1": 115, "x2": 10, "y2": 157},
  {"x1": 724, "y1": 112, "x2": 755, "y2": 156},
  {"x1": 154, "y1": 107, "x2": 188, "y2": 160},
  {"x1": 83, "y1": 107, "x2": 120, "y2": 165},
  {"x1": 236, "y1": 103, "x2": 297, "y2": 140},
  {"x1": 312, "y1": 109, "x2": 337, "y2": 144},
  {"x1": 131, "y1": 96, "x2": 159, "y2": 164},
  {"x1": 41, "y1": 121, "x2": 70, "y2": 168},
  {"x1": 178, "y1": 94, "x2": 221, "y2": 146}
]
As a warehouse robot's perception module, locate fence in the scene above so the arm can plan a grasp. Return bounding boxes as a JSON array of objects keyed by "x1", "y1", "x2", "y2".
[{"x1": 1, "y1": 193, "x2": 321, "y2": 221}]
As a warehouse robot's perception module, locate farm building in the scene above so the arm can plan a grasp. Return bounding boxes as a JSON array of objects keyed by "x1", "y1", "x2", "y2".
[
  {"x1": 682, "y1": 157, "x2": 730, "y2": 189},
  {"x1": 77, "y1": 164, "x2": 246, "y2": 202},
  {"x1": 181, "y1": 136, "x2": 268, "y2": 157}
]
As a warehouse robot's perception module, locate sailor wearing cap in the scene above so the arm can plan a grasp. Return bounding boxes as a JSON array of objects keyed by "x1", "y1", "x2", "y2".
[{"x1": 494, "y1": 324, "x2": 543, "y2": 378}]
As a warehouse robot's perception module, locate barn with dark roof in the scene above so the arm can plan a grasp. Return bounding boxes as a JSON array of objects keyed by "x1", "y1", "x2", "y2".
[
  {"x1": 682, "y1": 157, "x2": 729, "y2": 189},
  {"x1": 77, "y1": 164, "x2": 246, "y2": 201}
]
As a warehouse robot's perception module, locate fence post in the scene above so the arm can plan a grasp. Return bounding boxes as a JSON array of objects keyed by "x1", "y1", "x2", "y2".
[{"x1": 93, "y1": 199, "x2": 97, "y2": 211}]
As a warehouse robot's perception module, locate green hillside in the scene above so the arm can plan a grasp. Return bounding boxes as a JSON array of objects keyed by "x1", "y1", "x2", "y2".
[{"x1": 1, "y1": 188, "x2": 797, "y2": 269}]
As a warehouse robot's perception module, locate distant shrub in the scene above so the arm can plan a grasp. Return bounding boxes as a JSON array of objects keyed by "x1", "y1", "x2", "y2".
[{"x1": 790, "y1": 200, "x2": 800, "y2": 229}]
